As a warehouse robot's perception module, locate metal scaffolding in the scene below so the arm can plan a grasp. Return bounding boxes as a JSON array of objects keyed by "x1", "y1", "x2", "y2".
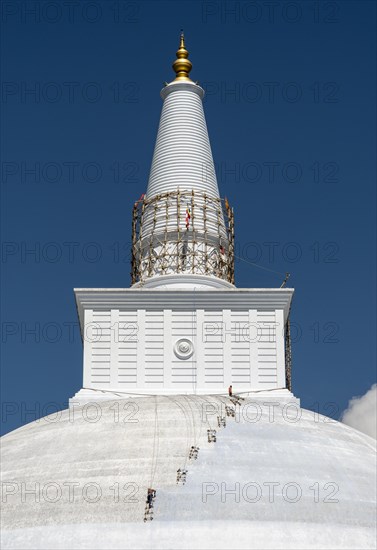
[
  {"x1": 285, "y1": 316, "x2": 292, "y2": 392},
  {"x1": 131, "y1": 190, "x2": 235, "y2": 285}
]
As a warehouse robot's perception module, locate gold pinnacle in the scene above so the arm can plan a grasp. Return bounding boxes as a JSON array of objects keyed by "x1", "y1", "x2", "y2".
[{"x1": 172, "y1": 31, "x2": 192, "y2": 81}]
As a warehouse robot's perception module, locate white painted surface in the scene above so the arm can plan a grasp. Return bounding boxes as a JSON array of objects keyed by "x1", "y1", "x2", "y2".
[
  {"x1": 2, "y1": 521, "x2": 374, "y2": 550},
  {"x1": 133, "y1": 274, "x2": 234, "y2": 290},
  {"x1": 74, "y1": 288, "x2": 294, "y2": 332},
  {"x1": 147, "y1": 82, "x2": 219, "y2": 200},
  {"x1": 137, "y1": 80, "x2": 230, "y2": 284},
  {"x1": 2, "y1": 396, "x2": 376, "y2": 549},
  {"x1": 78, "y1": 308, "x2": 288, "y2": 397},
  {"x1": 74, "y1": 288, "x2": 294, "y2": 400}
]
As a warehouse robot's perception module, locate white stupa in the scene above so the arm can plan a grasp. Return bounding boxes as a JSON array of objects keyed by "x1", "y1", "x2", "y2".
[{"x1": 1, "y1": 35, "x2": 376, "y2": 550}]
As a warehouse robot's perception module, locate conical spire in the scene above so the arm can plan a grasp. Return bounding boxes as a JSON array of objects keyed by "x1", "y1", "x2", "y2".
[
  {"x1": 146, "y1": 32, "x2": 219, "y2": 200},
  {"x1": 172, "y1": 31, "x2": 192, "y2": 81},
  {"x1": 131, "y1": 36, "x2": 234, "y2": 288}
]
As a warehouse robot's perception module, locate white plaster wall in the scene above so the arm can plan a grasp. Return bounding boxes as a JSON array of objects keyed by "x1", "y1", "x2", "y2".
[
  {"x1": 1, "y1": 398, "x2": 376, "y2": 549},
  {"x1": 147, "y1": 83, "x2": 220, "y2": 200},
  {"x1": 82, "y1": 308, "x2": 286, "y2": 394}
]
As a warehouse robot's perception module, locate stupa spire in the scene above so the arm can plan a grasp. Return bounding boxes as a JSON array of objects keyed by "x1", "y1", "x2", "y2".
[
  {"x1": 172, "y1": 30, "x2": 192, "y2": 81},
  {"x1": 130, "y1": 36, "x2": 234, "y2": 288}
]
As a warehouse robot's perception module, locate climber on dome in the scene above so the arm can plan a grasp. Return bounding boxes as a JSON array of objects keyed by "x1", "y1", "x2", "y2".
[{"x1": 147, "y1": 488, "x2": 156, "y2": 507}]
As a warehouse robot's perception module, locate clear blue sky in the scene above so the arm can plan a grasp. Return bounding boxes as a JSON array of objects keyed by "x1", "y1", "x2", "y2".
[{"x1": 1, "y1": 0, "x2": 376, "y2": 435}]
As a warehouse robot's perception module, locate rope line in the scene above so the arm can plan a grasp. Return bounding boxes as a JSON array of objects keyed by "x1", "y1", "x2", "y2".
[
  {"x1": 149, "y1": 396, "x2": 159, "y2": 487},
  {"x1": 183, "y1": 395, "x2": 198, "y2": 447},
  {"x1": 81, "y1": 387, "x2": 287, "y2": 397},
  {"x1": 233, "y1": 253, "x2": 289, "y2": 278},
  {"x1": 167, "y1": 396, "x2": 192, "y2": 470},
  {"x1": 197, "y1": 395, "x2": 218, "y2": 432}
]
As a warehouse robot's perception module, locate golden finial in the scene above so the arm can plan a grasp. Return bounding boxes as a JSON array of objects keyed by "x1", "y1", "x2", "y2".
[{"x1": 172, "y1": 30, "x2": 192, "y2": 81}]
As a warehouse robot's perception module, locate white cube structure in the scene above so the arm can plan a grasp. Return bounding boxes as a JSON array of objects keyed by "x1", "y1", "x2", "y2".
[
  {"x1": 72, "y1": 286, "x2": 294, "y2": 403},
  {"x1": 71, "y1": 35, "x2": 295, "y2": 405}
]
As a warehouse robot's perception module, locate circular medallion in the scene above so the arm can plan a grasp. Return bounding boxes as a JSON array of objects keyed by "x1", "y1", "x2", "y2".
[{"x1": 174, "y1": 338, "x2": 194, "y2": 360}]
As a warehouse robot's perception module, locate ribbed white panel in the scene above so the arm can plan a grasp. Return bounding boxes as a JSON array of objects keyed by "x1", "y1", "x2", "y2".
[
  {"x1": 230, "y1": 311, "x2": 251, "y2": 386},
  {"x1": 203, "y1": 311, "x2": 224, "y2": 385},
  {"x1": 90, "y1": 312, "x2": 111, "y2": 386},
  {"x1": 256, "y1": 311, "x2": 278, "y2": 387},
  {"x1": 146, "y1": 82, "x2": 220, "y2": 200},
  {"x1": 117, "y1": 311, "x2": 138, "y2": 385},
  {"x1": 144, "y1": 311, "x2": 164, "y2": 386}
]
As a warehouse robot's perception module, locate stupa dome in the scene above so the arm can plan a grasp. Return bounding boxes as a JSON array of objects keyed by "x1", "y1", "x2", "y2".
[
  {"x1": 1, "y1": 396, "x2": 376, "y2": 549},
  {"x1": 2, "y1": 34, "x2": 375, "y2": 550}
]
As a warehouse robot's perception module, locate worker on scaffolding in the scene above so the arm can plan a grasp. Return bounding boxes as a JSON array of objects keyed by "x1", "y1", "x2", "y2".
[
  {"x1": 147, "y1": 488, "x2": 156, "y2": 508},
  {"x1": 228, "y1": 385, "x2": 233, "y2": 397},
  {"x1": 219, "y1": 244, "x2": 227, "y2": 276}
]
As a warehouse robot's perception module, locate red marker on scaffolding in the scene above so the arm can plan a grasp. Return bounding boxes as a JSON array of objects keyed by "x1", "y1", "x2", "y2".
[{"x1": 185, "y1": 205, "x2": 191, "y2": 229}]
